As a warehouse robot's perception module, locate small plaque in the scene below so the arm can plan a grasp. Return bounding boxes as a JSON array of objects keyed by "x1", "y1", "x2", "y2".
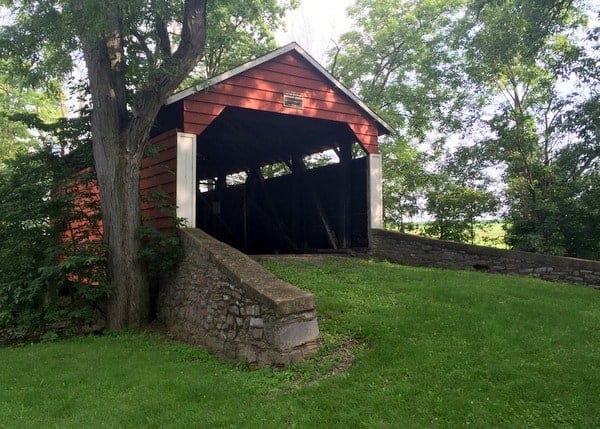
[{"x1": 283, "y1": 91, "x2": 304, "y2": 109}]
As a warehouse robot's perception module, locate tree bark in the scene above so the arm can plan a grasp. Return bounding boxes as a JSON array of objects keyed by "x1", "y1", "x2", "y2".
[
  {"x1": 95, "y1": 141, "x2": 150, "y2": 327},
  {"x1": 78, "y1": 0, "x2": 207, "y2": 328}
]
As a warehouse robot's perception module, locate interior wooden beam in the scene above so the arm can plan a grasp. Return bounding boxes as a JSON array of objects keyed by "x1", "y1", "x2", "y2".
[
  {"x1": 246, "y1": 168, "x2": 298, "y2": 251},
  {"x1": 290, "y1": 155, "x2": 339, "y2": 250},
  {"x1": 338, "y1": 142, "x2": 353, "y2": 248}
]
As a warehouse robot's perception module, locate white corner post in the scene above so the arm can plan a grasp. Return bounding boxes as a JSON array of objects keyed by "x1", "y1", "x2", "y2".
[
  {"x1": 176, "y1": 132, "x2": 197, "y2": 228},
  {"x1": 367, "y1": 154, "x2": 383, "y2": 229}
]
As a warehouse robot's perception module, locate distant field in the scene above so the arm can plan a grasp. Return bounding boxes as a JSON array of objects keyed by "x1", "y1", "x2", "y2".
[
  {"x1": 472, "y1": 221, "x2": 507, "y2": 247},
  {"x1": 2, "y1": 257, "x2": 600, "y2": 427},
  {"x1": 407, "y1": 220, "x2": 508, "y2": 248}
]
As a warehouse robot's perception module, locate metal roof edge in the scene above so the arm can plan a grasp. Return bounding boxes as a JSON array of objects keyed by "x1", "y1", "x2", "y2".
[{"x1": 166, "y1": 42, "x2": 394, "y2": 135}]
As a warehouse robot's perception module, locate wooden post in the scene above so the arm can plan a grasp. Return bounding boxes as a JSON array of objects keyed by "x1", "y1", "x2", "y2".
[
  {"x1": 367, "y1": 154, "x2": 383, "y2": 229},
  {"x1": 290, "y1": 155, "x2": 338, "y2": 250},
  {"x1": 176, "y1": 132, "x2": 197, "y2": 227},
  {"x1": 338, "y1": 142, "x2": 353, "y2": 248},
  {"x1": 247, "y1": 167, "x2": 297, "y2": 251},
  {"x1": 289, "y1": 156, "x2": 306, "y2": 249}
]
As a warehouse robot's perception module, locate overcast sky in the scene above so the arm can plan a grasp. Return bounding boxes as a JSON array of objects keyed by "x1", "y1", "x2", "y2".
[{"x1": 275, "y1": 0, "x2": 354, "y2": 64}]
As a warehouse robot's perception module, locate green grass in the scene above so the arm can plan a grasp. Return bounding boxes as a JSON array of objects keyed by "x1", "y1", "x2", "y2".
[
  {"x1": 2, "y1": 258, "x2": 600, "y2": 427},
  {"x1": 472, "y1": 221, "x2": 507, "y2": 247}
]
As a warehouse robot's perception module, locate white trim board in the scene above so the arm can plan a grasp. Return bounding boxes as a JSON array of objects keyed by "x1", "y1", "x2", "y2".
[{"x1": 176, "y1": 132, "x2": 197, "y2": 228}]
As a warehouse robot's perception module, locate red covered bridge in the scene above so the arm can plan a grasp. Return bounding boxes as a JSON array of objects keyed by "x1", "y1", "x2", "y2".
[{"x1": 141, "y1": 42, "x2": 392, "y2": 253}]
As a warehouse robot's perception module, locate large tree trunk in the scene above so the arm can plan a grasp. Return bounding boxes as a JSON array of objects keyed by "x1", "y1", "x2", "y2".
[
  {"x1": 93, "y1": 136, "x2": 149, "y2": 327},
  {"x1": 81, "y1": 15, "x2": 152, "y2": 328},
  {"x1": 79, "y1": 0, "x2": 207, "y2": 329},
  {"x1": 90, "y1": 105, "x2": 159, "y2": 328}
]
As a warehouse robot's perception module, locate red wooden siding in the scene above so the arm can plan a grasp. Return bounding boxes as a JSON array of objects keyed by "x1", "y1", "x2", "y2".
[
  {"x1": 182, "y1": 51, "x2": 381, "y2": 154},
  {"x1": 61, "y1": 170, "x2": 103, "y2": 286},
  {"x1": 63, "y1": 168, "x2": 103, "y2": 244},
  {"x1": 140, "y1": 129, "x2": 179, "y2": 230}
]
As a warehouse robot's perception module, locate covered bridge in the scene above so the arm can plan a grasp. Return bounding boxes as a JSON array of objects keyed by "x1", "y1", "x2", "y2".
[{"x1": 142, "y1": 42, "x2": 392, "y2": 254}]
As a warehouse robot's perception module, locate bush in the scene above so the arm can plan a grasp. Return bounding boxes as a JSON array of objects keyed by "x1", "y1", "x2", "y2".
[{"x1": 0, "y1": 148, "x2": 109, "y2": 343}]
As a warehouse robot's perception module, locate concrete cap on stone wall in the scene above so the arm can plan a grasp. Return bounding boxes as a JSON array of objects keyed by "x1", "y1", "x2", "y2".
[
  {"x1": 277, "y1": 319, "x2": 319, "y2": 351},
  {"x1": 180, "y1": 228, "x2": 316, "y2": 316}
]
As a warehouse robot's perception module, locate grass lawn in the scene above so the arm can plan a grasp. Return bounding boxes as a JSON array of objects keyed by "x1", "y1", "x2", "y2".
[{"x1": 2, "y1": 257, "x2": 600, "y2": 427}]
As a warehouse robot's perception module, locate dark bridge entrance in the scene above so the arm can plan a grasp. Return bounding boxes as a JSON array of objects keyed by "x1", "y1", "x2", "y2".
[
  {"x1": 149, "y1": 43, "x2": 391, "y2": 254},
  {"x1": 194, "y1": 107, "x2": 369, "y2": 253}
]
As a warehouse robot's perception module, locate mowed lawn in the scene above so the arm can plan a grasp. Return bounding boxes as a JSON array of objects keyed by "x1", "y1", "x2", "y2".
[{"x1": 2, "y1": 257, "x2": 600, "y2": 427}]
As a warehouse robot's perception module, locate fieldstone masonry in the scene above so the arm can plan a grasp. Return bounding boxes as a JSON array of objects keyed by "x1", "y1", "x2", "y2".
[
  {"x1": 369, "y1": 229, "x2": 600, "y2": 288},
  {"x1": 158, "y1": 228, "x2": 319, "y2": 367}
]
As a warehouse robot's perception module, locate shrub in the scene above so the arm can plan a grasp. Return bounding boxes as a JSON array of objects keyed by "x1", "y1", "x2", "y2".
[{"x1": 0, "y1": 148, "x2": 109, "y2": 343}]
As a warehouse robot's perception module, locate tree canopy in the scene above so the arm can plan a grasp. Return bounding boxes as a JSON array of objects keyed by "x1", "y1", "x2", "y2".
[{"x1": 332, "y1": 0, "x2": 600, "y2": 258}]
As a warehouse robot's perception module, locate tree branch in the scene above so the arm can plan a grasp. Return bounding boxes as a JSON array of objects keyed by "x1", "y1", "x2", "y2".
[
  {"x1": 328, "y1": 40, "x2": 341, "y2": 78},
  {"x1": 154, "y1": 16, "x2": 172, "y2": 58},
  {"x1": 129, "y1": 0, "x2": 207, "y2": 153},
  {"x1": 79, "y1": 4, "x2": 129, "y2": 137},
  {"x1": 173, "y1": 0, "x2": 208, "y2": 64},
  {"x1": 131, "y1": 29, "x2": 155, "y2": 64}
]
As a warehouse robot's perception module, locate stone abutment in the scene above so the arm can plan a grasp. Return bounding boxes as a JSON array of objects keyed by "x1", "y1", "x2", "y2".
[{"x1": 158, "y1": 228, "x2": 319, "y2": 367}]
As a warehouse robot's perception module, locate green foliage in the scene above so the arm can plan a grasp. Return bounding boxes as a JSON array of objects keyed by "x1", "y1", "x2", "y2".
[
  {"x1": 422, "y1": 143, "x2": 500, "y2": 243},
  {"x1": 137, "y1": 225, "x2": 183, "y2": 281},
  {"x1": 493, "y1": 62, "x2": 600, "y2": 258},
  {"x1": 381, "y1": 139, "x2": 427, "y2": 231},
  {"x1": 200, "y1": 0, "x2": 297, "y2": 78},
  {"x1": 331, "y1": 0, "x2": 471, "y2": 137},
  {"x1": 455, "y1": 0, "x2": 600, "y2": 257},
  {"x1": 0, "y1": 60, "x2": 63, "y2": 167},
  {"x1": 425, "y1": 182, "x2": 498, "y2": 242},
  {"x1": 461, "y1": 0, "x2": 583, "y2": 81},
  {"x1": 260, "y1": 161, "x2": 291, "y2": 179},
  {"x1": 330, "y1": 0, "x2": 499, "y2": 238},
  {"x1": 138, "y1": 189, "x2": 184, "y2": 281},
  {"x1": 0, "y1": 0, "x2": 297, "y2": 106},
  {"x1": 1, "y1": 0, "x2": 299, "y2": 328},
  {"x1": 0, "y1": 146, "x2": 109, "y2": 343},
  {"x1": 504, "y1": 161, "x2": 600, "y2": 258},
  {"x1": 334, "y1": 0, "x2": 599, "y2": 257}
]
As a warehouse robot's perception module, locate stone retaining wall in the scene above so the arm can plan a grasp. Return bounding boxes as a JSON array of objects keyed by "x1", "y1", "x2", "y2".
[
  {"x1": 158, "y1": 228, "x2": 319, "y2": 367},
  {"x1": 369, "y1": 228, "x2": 600, "y2": 288}
]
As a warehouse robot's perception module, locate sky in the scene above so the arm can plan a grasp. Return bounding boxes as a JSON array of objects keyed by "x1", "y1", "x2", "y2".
[{"x1": 275, "y1": 0, "x2": 354, "y2": 64}]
